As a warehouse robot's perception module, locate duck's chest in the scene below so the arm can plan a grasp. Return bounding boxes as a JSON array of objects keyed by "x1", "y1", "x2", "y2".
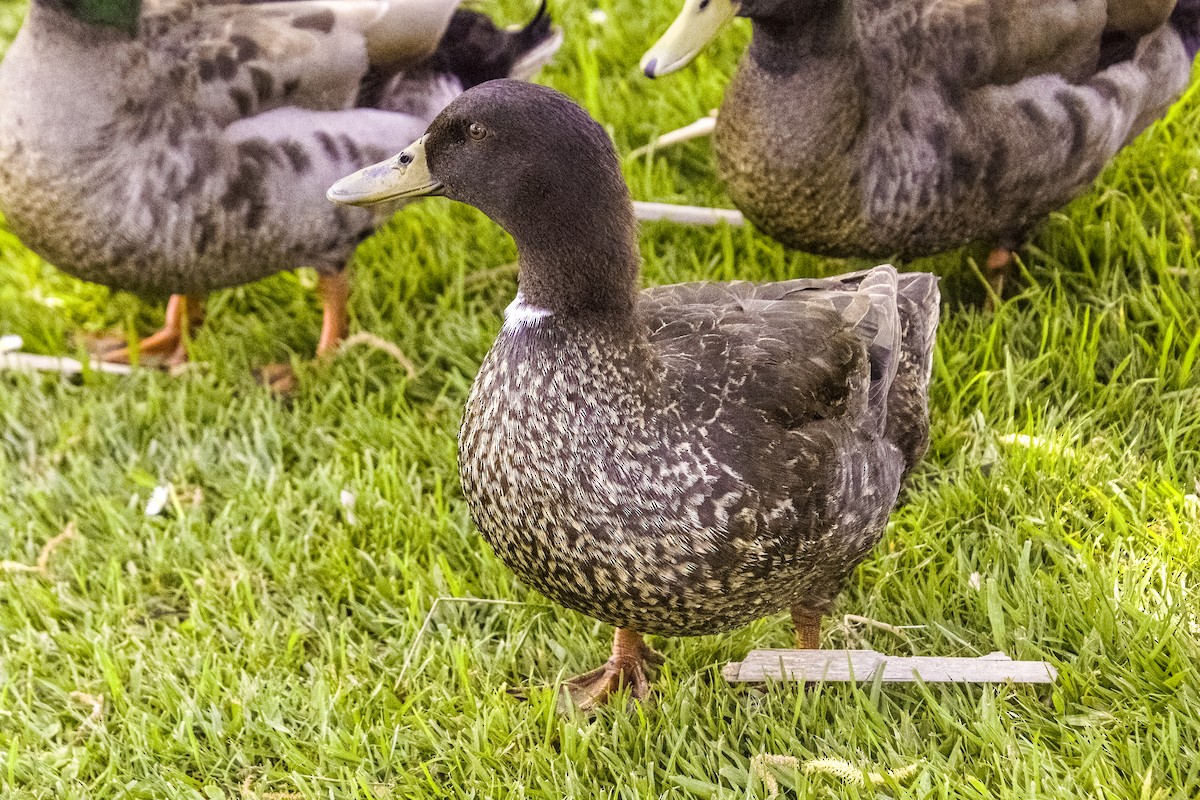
[
  {"x1": 459, "y1": 323, "x2": 670, "y2": 540},
  {"x1": 714, "y1": 54, "x2": 887, "y2": 256}
]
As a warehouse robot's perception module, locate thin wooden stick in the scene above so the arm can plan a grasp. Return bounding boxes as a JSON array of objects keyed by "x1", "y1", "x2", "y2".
[
  {"x1": 628, "y1": 112, "x2": 718, "y2": 159},
  {"x1": 0, "y1": 351, "x2": 134, "y2": 376},
  {"x1": 632, "y1": 201, "x2": 745, "y2": 227}
]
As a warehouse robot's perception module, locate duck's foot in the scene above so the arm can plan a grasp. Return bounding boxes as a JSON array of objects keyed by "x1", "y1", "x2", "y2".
[
  {"x1": 983, "y1": 247, "x2": 1013, "y2": 312},
  {"x1": 95, "y1": 294, "x2": 204, "y2": 369},
  {"x1": 560, "y1": 628, "x2": 664, "y2": 712},
  {"x1": 791, "y1": 607, "x2": 822, "y2": 650},
  {"x1": 255, "y1": 272, "x2": 352, "y2": 396},
  {"x1": 256, "y1": 362, "x2": 299, "y2": 395}
]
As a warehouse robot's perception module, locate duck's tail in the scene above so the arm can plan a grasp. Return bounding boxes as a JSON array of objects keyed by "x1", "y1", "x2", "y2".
[
  {"x1": 425, "y1": 2, "x2": 562, "y2": 89},
  {"x1": 886, "y1": 273, "x2": 940, "y2": 477},
  {"x1": 358, "y1": 3, "x2": 561, "y2": 111},
  {"x1": 1171, "y1": 0, "x2": 1200, "y2": 59}
]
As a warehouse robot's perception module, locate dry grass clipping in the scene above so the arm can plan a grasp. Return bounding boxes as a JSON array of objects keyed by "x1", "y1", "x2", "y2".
[
  {"x1": 339, "y1": 332, "x2": 417, "y2": 379},
  {"x1": 1, "y1": 522, "x2": 77, "y2": 577}
]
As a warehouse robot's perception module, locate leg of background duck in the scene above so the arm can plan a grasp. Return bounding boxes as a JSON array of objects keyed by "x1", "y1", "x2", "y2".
[
  {"x1": 791, "y1": 607, "x2": 822, "y2": 650},
  {"x1": 260, "y1": 271, "x2": 352, "y2": 393},
  {"x1": 99, "y1": 293, "x2": 205, "y2": 367},
  {"x1": 983, "y1": 247, "x2": 1013, "y2": 312},
  {"x1": 315, "y1": 271, "x2": 351, "y2": 356},
  {"x1": 561, "y1": 627, "x2": 665, "y2": 711}
]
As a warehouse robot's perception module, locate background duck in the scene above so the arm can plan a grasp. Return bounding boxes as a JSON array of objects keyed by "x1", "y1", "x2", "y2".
[
  {"x1": 0, "y1": 0, "x2": 560, "y2": 385},
  {"x1": 329, "y1": 80, "x2": 940, "y2": 710},
  {"x1": 641, "y1": 0, "x2": 1200, "y2": 302}
]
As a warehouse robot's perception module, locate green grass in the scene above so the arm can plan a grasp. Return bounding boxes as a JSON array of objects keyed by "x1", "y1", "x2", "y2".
[{"x1": 2, "y1": 1, "x2": 1200, "y2": 797}]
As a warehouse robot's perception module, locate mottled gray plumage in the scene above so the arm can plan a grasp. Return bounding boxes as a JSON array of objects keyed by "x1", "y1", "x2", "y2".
[
  {"x1": 691, "y1": 0, "x2": 1196, "y2": 257},
  {"x1": 393, "y1": 81, "x2": 942, "y2": 640},
  {"x1": 463, "y1": 269, "x2": 937, "y2": 637},
  {"x1": 0, "y1": 0, "x2": 558, "y2": 296}
]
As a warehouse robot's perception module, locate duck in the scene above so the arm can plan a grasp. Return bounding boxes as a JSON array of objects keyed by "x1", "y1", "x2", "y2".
[
  {"x1": 0, "y1": 0, "x2": 561, "y2": 385},
  {"x1": 328, "y1": 80, "x2": 941, "y2": 709},
  {"x1": 640, "y1": 0, "x2": 1200, "y2": 301}
]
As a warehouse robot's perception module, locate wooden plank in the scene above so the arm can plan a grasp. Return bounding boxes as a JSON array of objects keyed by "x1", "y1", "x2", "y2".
[{"x1": 723, "y1": 649, "x2": 1057, "y2": 684}]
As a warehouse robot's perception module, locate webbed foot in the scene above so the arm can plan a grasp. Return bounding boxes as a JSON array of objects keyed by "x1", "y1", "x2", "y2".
[{"x1": 559, "y1": 628, "x2": 664, "y2": 712}]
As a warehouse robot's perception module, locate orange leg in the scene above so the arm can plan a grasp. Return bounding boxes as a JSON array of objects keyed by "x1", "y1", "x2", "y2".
[
  {"x1": 561, "y1": 627, "x2": 664, "y2": 711},
  {"x1": 99, "y1": 294, "x2": 205, "y2": 367},
  {"x1": 983, "y1": 247, "x2": 1013, "y2": 311},
  {"x1": 315, "y1": 271, "x2": 351, "y2": 356},
  {"x1": 791, "y1": 607, "x2": 822, "y2": 650},
  {"x1": 260, "y1": 271, "x2": 351, "y2": 393}
]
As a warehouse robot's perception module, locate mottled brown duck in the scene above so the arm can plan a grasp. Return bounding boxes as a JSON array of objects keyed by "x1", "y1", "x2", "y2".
[
  {"x1": 641, "y1": 0, "x2": 1200, "y2": 302},
  {"x1": 329, "y1": 80, "x2": 941, "y2": 709},
  {"x1": 0, "y1": 0, "x2": 560, "y2": 386}
]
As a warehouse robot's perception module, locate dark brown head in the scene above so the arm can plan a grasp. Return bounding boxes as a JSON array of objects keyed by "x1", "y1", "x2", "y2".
[{"x1": 329, "y1": 80, "x2": 640, "y2": 317}]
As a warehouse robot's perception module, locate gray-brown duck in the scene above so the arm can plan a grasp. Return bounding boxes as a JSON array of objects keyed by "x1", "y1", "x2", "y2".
[
  {"x1": 0, "y1": 0, "x2": 559, "y2": 384},
  {"x1": 328, "y1": 80, "x2": 941, "y2": 709},
  {"x1": 641, "y1": 0, "x2": 1200, "y2": 301}
]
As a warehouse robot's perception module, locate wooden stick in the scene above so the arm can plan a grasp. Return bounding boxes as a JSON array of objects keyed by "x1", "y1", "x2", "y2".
[
  {"x1": 0, "y1": 351, "x2": 134, "y2": 376},
  {"x1": 724, "y1": 649, "x2": 1057, "y2": 684},
  {"x1": 628, "y1": 113, "x2": 718, "y2": 159},
  {"x1": 632, "y1": 201, "x2": 745, "y2": 227}
]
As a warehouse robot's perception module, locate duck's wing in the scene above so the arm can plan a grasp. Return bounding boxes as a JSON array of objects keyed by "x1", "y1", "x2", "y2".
[
  {"x1": 852, "y1": 0, "x2": 1192, "y2": 244},
  {"x1": 139, "y1": 0, "x2": 459, "y2": 126},
  {"x1": 640, "y1": 266, "x2": 903, "y2": 434}
]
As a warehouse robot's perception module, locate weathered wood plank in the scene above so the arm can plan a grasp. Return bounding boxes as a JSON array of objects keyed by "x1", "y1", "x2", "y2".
[{"x1": 724, "y1": 650, "x2": 1057, "y2": 684}]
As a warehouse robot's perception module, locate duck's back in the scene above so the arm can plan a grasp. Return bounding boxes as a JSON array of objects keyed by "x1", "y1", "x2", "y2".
[
  {"x1": 641, "y1": 266, "x2": 936, "y2": 480},
  {"x1": 0, "y1": 0, "x2": 556, "y2": 295},
  {"x1": 716, "y1": 0, "x2": 1197, "y2": 258}
]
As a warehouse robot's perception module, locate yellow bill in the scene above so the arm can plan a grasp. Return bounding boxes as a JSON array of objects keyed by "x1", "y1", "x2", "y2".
[
  {"x1": 640, "y1": 0, "x2": 739, "y2": 78},
  {"x1": 326, "y1": 135, "x2": 442, "y2": 207}
]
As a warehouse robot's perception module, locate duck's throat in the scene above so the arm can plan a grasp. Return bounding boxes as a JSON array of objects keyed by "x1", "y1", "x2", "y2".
[
  {"x1": 748, "y1": 1, "x2": 852, "y2": 74},
  {"x1": 507, "y1": 208, "x2": 641, "y2": 319}
]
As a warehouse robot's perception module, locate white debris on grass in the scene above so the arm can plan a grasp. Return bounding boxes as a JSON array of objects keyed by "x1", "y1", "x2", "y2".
[
  {"x1": 997, "y1": 433, "x2": 1081, "y2": 458},
  {"x1": 340, "y1": 489, "x2": 357, "y2": 525},
  {"x1": 588, "y1": 8, "x2": 607, "y2": 24},
  {"x1": 144, "y1": 485, "x2": 171, "y2": 516}
]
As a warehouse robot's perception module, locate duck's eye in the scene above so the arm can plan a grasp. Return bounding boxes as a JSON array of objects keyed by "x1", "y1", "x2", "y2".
[{"x1": 468, "y1": 122, "x2": 488, "y2": 141}]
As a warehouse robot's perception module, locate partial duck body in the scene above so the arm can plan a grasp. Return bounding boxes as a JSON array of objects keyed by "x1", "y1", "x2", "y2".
[
  {"x1": 643, "y1": 0, "x2": 1200, "y2": 296},
  {"x1": 0, "y1": 0, "x2": 559, "y2": 376},
  {"x1": 328, "y1": 80, "x2": 940, "y2": 709}
]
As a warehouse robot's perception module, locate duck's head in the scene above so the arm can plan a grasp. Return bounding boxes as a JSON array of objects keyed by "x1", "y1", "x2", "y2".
[
  {"x1": 642, "y1": 0, "x2": 804, "y2": 77},
  {"x1": 329, "y1": 80, "x2": 639, "y2": 316},
  {"x1": 37, "y1": 0, "x2": 142, "y2": 37}
]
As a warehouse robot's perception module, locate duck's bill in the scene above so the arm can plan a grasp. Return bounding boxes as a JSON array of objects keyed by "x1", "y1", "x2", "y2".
[
  {"x1": 326, "y1": 136, "x2": 443, "y2": 207},
  {"x1": 640, "y1": 0, "x2": 739, "y2": 79}
]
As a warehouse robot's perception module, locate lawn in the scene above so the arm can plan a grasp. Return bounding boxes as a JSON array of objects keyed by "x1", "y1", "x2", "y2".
[{"x1": 2, "y1": 1, "x2": 1199, "y2": 798}]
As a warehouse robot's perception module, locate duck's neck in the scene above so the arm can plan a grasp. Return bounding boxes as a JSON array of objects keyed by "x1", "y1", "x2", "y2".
[
  {"x1": 501, "y1": 175, "x2": 641, "y2": 323},
  {"x1": 748, "y1": 1, "x2": 853, "y2": 75}
]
